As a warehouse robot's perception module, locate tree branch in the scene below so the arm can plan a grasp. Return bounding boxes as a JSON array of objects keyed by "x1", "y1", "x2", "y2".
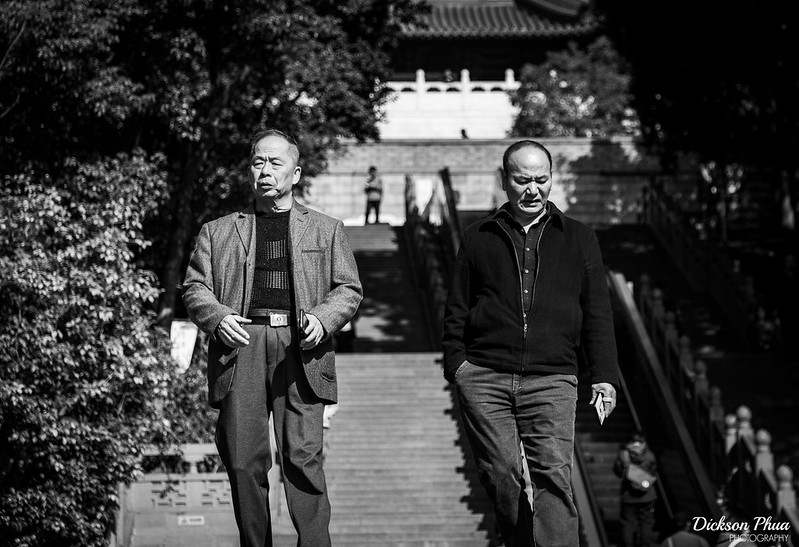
[
  {"x1": 0, "y1": 20, "x2": 26, "y2": 77},
  {"x1": 0, "y1": 93, "x2": 20, "y2": 120}
]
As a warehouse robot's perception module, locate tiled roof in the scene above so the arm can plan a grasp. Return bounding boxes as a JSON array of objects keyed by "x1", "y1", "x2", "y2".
[{"x1": 404, "y1": 0, "x2": 595, "y2": 39}]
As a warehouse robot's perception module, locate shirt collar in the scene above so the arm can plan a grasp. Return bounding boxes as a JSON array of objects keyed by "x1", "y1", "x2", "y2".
[{"x1": 494, "y1": 202, "x2": 549, "y2": 231}]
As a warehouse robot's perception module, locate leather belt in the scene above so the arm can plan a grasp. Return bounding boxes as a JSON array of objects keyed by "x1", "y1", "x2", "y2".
[{"x1": 248, "y1": 308, "x2": 290, "y2": 327}]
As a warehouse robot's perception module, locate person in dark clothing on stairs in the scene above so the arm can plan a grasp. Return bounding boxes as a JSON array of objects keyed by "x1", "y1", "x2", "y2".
[
  {"x1": 364, "y1": 165, "x2": 383, "y2": 224},
  {"x1": 442, "y1": 140, "x2": 621, "y2": 546},
  {"x1": 614, "y1": 432, "x2": 659, "y2": 547}
]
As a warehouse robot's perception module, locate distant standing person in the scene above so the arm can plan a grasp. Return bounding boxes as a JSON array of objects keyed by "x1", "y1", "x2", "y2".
[
  {"x1": 442, "y1": 139, "x2": 620, "y2": 546},
  {"x1": 614, "y1": 432, "x2": 659, "y2": 547},
  {"x1": 364, "y1": 165, "x2": 383, "y2": 224}
]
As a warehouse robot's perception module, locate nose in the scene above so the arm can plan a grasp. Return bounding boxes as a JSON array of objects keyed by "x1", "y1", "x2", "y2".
[
  {"x1": 258, "y1": 162, "x2": 273, "y2": 178},
  {"x1": 523, "y1": 184, "x2": 538, "y2": 197}
]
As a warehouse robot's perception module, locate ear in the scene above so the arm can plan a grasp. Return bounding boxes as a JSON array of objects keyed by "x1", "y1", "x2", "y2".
[
  {"x1": 500, "y1": 169, "x2": 507, "y2": 191},
  {"x1": 292, "y1": 165, "x2": 302, "y2": 186}
]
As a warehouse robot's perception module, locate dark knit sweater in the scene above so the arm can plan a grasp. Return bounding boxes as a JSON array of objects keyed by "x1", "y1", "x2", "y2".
[
  {"x1": 442, "y1": 202, "x2": 619, "y2": 386},
  {"x1": 251, "y1": 210, "x2": 291, "y2": 311}
]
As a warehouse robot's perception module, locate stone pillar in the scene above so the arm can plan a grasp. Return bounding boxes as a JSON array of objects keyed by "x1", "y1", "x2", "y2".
[
  {"x1": 505, "y1": 68, "x2": 515, "y2": 88},
  {"x1": 736, "y1": 406, "x2": 754, "y2": 441},
  {"x1": 415, "y1": 69, "x2": 425, "y2": 96},
  {"x1": 754, "y1": 429, "x2": 774, "y2": 476},
  {"x1": 776, "y1": 465, "x2": 797, "y2": 513}
]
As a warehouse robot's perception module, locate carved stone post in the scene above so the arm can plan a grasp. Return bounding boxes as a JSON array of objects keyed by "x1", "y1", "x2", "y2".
[
  {"x1": 754, "y1": 429, "x2": 774, "y2": 477},
  {"x1": 664, "y1": 311, "x2": 678, "y2": 376},
  {"x1": 725, "y1": 413, "x2": 738, "y2": 453},
  {"x1": 652, "y1": 289, "x2": 665, "y2": 344},
  {"x1": 638, "y1": 274, "x2": 651, "y2": 314},
  {"x1": 776, "y1": 465, "x2": 797, "y2": 513},
  {"x1": 679, "y1": 335, "x2": 694, "y2": 375},
  {"x1": 737, "y1": 406, "x2": 754, "y2": 442},
  {"x1": 694, "y1": 360, "x2": 709, "y2": 398},
  {"x1": 709, "y1": 387, "x2": 724, "y2": 424}
]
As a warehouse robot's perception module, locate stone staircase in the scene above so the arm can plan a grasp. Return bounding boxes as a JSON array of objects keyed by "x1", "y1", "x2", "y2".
[
  {"x1": 345, "y1": 223, "x2": 433, "y2": 353},
  {"x1": 319, "y1": 224, "x2": 496, "y2": 545},
  {"x1": 322, "y1": 353, "x2": 496, "y2": 546}
]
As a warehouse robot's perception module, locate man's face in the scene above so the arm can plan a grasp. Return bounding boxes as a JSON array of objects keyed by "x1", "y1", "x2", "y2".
[
  {"x1": 248, "y1": 135, "x2": 300, "y2": 203},
  {"x1": 502, "y1": 146, "x2": 552, "y2": 223}
]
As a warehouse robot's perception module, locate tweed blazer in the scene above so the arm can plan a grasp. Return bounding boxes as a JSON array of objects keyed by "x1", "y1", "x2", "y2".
[{"x1": 182, "y1": 201, "x2": 362, "y2": 408}]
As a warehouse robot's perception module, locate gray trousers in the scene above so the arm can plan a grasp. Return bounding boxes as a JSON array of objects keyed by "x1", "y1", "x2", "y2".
[{"x1": 215, "y1": 323, "x2": 331, "y2": 547}]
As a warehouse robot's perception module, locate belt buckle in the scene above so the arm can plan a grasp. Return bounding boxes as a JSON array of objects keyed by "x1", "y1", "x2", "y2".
[{"x1": 269, "y1": 313, "x2": 288, "y2": 327}]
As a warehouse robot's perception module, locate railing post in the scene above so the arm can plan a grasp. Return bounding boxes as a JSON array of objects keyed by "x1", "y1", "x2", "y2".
[
  {"x1": 679, "y1": 335, "x2": 694, "y2": 375},
  {"x1": 709, "y1": 387, "x2": 724, "y2": 424},
  {"x1": 664, "y1": 311, "x2": 678, "y2": 377},
  {"x1": 651, "y1": 289, "x2": 665, "y2": 341},
  {"x1": 725, "y1": 413, "x2": 738, "y2": 453},
  {"x1": 694, "y1": 360, "x2": 709, "y2": 398},
  {"x1": 755, "y1": 429, "x2": 774, "y2": 477},
  {"x1": 638, "y1": 274, "x2": 651, "y2": 316},
  {"x1": 737, "y1": 406, "x2": 754, "y2": 442},
  {"x1": 776, "y1": 465, "x2": 797, "y2": 514}
]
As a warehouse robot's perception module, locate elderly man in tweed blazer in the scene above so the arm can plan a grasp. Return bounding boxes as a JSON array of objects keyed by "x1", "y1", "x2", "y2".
[{"x1": 183, "y1": 128, "x2": 362, "y2": 547}]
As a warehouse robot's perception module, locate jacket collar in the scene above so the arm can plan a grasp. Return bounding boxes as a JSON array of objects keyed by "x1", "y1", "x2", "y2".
[
  {"x1": 491, "y1": 201, "x2": 565, "y2": 230},
  {"x1": 234, "y1": 199, "x2": 309, "y2": 255}
]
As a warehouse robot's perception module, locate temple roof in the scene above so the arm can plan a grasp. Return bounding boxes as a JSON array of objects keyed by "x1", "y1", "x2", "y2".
[{"x1": 403, "y1": 0, "x2": 595, "y2": 39}]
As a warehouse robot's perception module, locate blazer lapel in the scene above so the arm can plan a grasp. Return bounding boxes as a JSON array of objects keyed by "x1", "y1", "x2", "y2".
[
  {"x1": 234, "y1": 205, "x2": 256, "y2": 256},
  {"x1": 290, "y1": 201, "x2": 310, "y2": 250}
]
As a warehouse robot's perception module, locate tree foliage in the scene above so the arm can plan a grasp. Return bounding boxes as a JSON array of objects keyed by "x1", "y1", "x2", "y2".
[
  {"x1": 509, "y1": 36, "x2": 638, "y2": 139},
  {"x1": 597, "y1": 1, "x2": 799, "y2": 176},
  {"x1": 0, "y1": 1, "x2": 426, "y2": 543},
  {"x1": 0, "y1": 0, "x2": 427, "y2": 323},
  {"x1": 0, "y1": 153, "x2": 176, "y2": 545}
]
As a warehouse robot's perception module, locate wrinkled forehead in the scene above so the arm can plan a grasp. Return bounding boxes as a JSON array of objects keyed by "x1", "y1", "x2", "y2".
[
  {"x1": 252, "y1": 135, "x2": 292, "y2": 158},
  {"x1": 506, "y1": 147, "x2": 551, "y2": 175}
]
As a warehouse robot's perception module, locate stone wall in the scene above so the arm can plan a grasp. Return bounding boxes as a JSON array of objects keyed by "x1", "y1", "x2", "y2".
[{"x1": 303, "y1": 137, "x2": 698, "y2": 226}]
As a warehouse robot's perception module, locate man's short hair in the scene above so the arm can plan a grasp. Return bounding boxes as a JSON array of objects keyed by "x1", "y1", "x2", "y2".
[
  {"x1": 502, "y1": 140, "x2": 553, "y2": 176},
  {"x1": 249, "y1": 127, "x2": 300, "y2": 165}
]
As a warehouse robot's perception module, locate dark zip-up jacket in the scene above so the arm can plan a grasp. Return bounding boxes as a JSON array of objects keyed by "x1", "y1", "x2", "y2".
[{"x1": 442, "y1": 202, "x2": 619, "y2": 386}]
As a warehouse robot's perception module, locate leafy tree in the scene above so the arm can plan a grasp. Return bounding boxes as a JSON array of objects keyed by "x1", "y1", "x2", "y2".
[
  {"x1": 510, "y1": 36, "x2": 639, "y2": 138},
  {"x1": 0, "y1": 153, "x2": 177, "y2": 546},
  {"x1": 0, "y1": 0, "x2": 427, "y2": 326},
  {"x1": 0, "y1": 2, "x2": 426, "y2": 543},
  {"x1": 596, "y1": 1, "x2": 799, "y2": 216}
]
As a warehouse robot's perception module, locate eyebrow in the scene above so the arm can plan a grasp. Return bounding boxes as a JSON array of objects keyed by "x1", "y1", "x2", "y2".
[{"x1": 252, "y1": 154, "x2": 286, "y2": 161}]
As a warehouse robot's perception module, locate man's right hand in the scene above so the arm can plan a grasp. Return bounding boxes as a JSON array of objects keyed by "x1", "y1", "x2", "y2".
[{"x1": 216, "y1": 314, "x2": 252, "y2": 347}]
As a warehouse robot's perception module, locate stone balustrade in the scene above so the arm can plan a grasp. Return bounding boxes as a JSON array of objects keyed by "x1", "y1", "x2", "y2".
[
  {"x1": 640, "y1": 180, "x2": 779, "y2": 350},
  {"x1": 634, "y1": 274, "x2": 798, "y2": 537},
  {"x1": 378, "y1": 69, "x2": 519, "y2": 139}
]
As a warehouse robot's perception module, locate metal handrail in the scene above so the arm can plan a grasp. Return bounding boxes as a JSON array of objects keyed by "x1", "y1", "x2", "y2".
[{"x1": 609, "y1": 270, "x2": 723, "y2": 519}]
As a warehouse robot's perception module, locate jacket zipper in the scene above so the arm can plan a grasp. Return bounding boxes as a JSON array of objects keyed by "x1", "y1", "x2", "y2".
[
  {"x1": 497, "y1": 216, "x2": 551, "y2": 371},
  {"x1": 529, "y1": 216, "x2": 551, "y2": 332},
  {"x1": 496, "y1": 222, "x2": 528, "y2": 371}
]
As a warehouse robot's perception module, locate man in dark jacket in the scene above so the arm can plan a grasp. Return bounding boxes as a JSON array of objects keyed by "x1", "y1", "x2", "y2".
[
  {"x1": 442, "y1": 140, "x2": 620, "y2": 546},
  {"x1": 615, "y1": 432, "x2": 659, "y2": 547}
]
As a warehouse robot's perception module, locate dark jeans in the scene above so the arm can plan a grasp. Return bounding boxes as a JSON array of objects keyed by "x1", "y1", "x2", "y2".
[
  {"x1": 455, "y1": 362, "x2": 579, "y2": 546},
  {"x1": 620, "y1": 500, "x2": 656, "y2": 547},
  {"x1": 216, "y1": 324, "x2": 331, "y2": 547},
  {"x1": 365, "y1": 199, "x2": 381, "y2": 224}
]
